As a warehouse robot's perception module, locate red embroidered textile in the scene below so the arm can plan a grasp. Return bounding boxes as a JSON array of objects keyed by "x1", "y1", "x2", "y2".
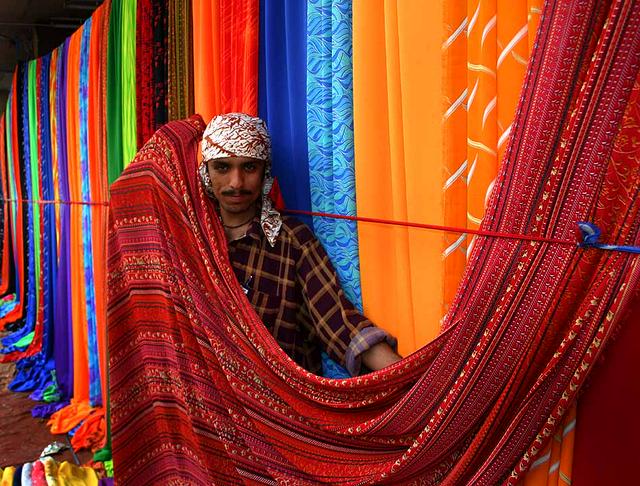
[{"x1": 108, "y1": 1, "x2": 640, "y2": 484}]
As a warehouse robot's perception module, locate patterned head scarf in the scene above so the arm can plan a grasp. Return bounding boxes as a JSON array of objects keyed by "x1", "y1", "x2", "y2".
[{"x1": 199, "y1": 113, "x2": 282, "y2": 246}]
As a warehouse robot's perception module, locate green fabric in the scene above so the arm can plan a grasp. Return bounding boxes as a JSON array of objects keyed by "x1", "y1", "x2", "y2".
[
  {"x1": 93, "y1": 345, "x2": 112, "y2": 463},
  {"x1": 121, "y1": 0, "x2": 137, "y2": 166},
  {"x1": 107, "y1": 0, "x2": 123, "y2": 185},
  {"x1": 93, "y1": 446, "x2": 112, "y2": 464},
  {"x1": 28, "y1": 61, "x2": 41, "y2": 315},
  {"x1": 14, "y1": 331, "x2": 34, "y2": 348},
  {"x1": 42, "y1": 383, "x2": 61, "y2": 403}
]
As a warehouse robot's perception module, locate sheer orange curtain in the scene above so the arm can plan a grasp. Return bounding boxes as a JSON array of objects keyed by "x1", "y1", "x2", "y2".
[
  {"x1": 353, "y1": 0, "x2": 446, "y2": 356},
  {"x1": 66, "y1": 30, "x2": 90, "y2": 404},
  {"x1": 355, "y1": 1, "x2": 574, "y2": 483},
  {"x1": 192, "y1": 0, "x2": 257, "y2": 122}
]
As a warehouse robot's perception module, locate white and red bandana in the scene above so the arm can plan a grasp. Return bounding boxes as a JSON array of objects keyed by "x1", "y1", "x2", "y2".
[
  {"x1": 201, "y1": 112, "x2": 271, "y2": 162},
  {"x1": 199, "y1": 113, "x2": 282, "y2": 246}
]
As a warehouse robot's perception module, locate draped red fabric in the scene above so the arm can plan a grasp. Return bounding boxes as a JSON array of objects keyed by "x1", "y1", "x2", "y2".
[
  {"x1": 572, "y1": 293, "x2": 640, "y2": 485},
  {"x1": 0, "y1": 71, "x2": 24, "y2": 330},
  {"x1": 108, "y1": 1, "x2": 640, "y2": 484},
  {"x1": 571, "y1": 79, "x2": 640, "y2": 483}
]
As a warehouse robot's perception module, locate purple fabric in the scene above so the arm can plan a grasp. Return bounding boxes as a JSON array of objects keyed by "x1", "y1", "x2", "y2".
[
  {"x1": 32, "y1": 400, "x2": 69, "y2": 418},
  {"x1": 52, "y1": 39, "x2": 74, "y2": 400}
]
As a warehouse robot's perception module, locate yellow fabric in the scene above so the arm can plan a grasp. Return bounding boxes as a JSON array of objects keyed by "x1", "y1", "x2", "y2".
[
  {"x1": 58, "y1": 462, "x2": 99, "y2": 486},
  {"x1": 353, "y1": 0, "x2": 446, "y2": 355},
  {"x1": 0, "y1": 466, "x2": 15, "y2": 486},
  {"x1": 42, "y1": 457, "x2": 59, "y2": 486}
]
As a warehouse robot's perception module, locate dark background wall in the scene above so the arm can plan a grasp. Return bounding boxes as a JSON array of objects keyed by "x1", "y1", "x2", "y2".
[{"x1": 0, "y1": 0, "x2": 102, "y2": 109}]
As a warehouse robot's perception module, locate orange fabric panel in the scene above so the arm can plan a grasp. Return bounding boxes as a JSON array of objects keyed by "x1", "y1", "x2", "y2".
[
  {"x1": 193, "y1": 0, "x2": 221, "y2": 122},
  {"x1": 192, "y1": 0, "x2": 257, "y2": 122},
  {"x1": 89, "y1": 3, "x2": 109, "y2": 406},
  {"x1": 65, "y1": 29, "x2": 90, "y2": 402},
  {"x1": 466, "y1": 0, "x2": 498, "y2": 230},
  {"x1": 353, "y1": 0, "x2": 445, "y2": 355},
  {"x1": 442, "y1": 1, "x2": 469, "y2": 311},
  {"x1": 496, "y1": 0, "x2": 529, "y2": 163}
]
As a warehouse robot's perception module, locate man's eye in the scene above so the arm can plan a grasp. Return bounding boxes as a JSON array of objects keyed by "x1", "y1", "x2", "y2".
[
  {"x1": 244, "y1": 163, "x2": 257, "y2": 172},
  {"x1": 213, "y1": 164, "x2": 228, "y2": 172}
]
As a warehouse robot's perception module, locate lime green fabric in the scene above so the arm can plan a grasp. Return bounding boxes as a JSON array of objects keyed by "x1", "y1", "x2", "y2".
[
  {"x1": 14, "y1": 331, "x2": 34, "y2": 348},
  {"x1": 121, "y1": 0, "x2": 137, "y2": 166},
  {"x1": 28, "y1": 61, "x2": 42, "y2": 314},
  {"x1": 107, "y1": 0, "x2": 123, "y2": 185}
]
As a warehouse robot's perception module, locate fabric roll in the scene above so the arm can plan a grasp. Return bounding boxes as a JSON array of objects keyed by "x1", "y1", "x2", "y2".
[
  {"x1": 120, "y1": 0, "x2": 137, "y2": 166},
  {"x1": 353, "y1": 1, "x2": 446, "y2": 354},
  {"x1": 52, "y1": 39, "x2": 74, "y2": 401},
  {"x1": 66, "y1": 27, "x2": 90, "y2": 404},
  {"x1": 3, "y1": 62, "x2": 38, "y2": 361},
  {"x1": 0, "y1": 116, "x2": 8, "y2": 299},
  {"x1": 152, "y1": 0, "x2": 168, "y2": 128},
  {"x1": 106, "y1": 0, "x2": 123, "y2": 185},
  {"x1": 78, "y1": 18, "x2": 101, "y2": 408},
  {"x1": 88, "y1": 1, "x2": 109, "y2": 411},
  {"x1": 259, "y1": 0, "x2": 312, "y2": 227},
  {"x1": 2, "y1": 70, "x2": 25, "y2": 329},
  {"x1": 191, "y1": 0, "x2": 220, "y2": 121},
  {"x1": 168, "y1": 0, "x2": 194, "y2": 120},
  {"x1": 307, "y1": 0, "x2": 362, "y2": 309},
  {"x1": 192, "y1": 0, "x2": 258, "y2": 121},
  {"x1": 21, "y1": 462, "x2": 33, "y2": 486},
  {"x1": 135, "y1": 0, "x2": 154, "y2": 149}
]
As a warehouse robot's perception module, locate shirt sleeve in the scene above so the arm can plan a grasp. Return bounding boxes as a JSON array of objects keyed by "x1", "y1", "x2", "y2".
[{"x1": 296, "y1": 236, "x2": 397, "y2": 375}]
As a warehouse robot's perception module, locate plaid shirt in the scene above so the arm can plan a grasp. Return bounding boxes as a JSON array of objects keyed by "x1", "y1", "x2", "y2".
[{"x1": 227, "y1": 216, "x2": 396, "y2": 375}]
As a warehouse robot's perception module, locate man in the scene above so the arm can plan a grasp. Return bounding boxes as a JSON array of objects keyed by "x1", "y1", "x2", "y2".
[{"x1": 199, "y1": 112, "x2": 401, "y2": 375}]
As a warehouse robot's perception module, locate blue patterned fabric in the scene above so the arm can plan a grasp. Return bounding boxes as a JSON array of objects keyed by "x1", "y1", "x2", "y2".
[
  {"x1": 40, "y1": 53, "x2": 57, "y2": 366},
  {"x1": 258, "y1": 0, "x2": 313, "y2": 229},
  {"x1": 11, "y1": 55, "x2": 59, "y2": 399},
  {"x1": 24, "y1": 53, "x2": 60, "y2": 402},
  {"x1": 79, "y1": 19, "x2": 102, "y2": 406},
  {"x1": 306, "y1": 0, "x2": 362, "y2": 310}
]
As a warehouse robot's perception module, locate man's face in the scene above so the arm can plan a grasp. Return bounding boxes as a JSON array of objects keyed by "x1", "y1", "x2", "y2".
[{"x1": 207, "y1": 156, "x2": 265, "y2": 215}]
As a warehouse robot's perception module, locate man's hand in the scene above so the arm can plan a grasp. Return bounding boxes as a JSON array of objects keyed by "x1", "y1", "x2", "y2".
[{"x1": 361, "y1": 342, "x2": 402, "y2": 371}]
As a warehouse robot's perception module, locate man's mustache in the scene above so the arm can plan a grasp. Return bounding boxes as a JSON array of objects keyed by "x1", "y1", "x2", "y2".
[{"x1": 221, "y1": 189, "x2": 253, "y2": 196}]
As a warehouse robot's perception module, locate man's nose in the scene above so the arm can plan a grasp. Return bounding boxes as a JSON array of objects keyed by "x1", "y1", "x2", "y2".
[{"x1": 228, "y1": 168, "x2": 244, "y2": 188}]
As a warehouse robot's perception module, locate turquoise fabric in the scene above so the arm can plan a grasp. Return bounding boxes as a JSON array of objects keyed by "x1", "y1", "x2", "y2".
[{"x1": 306, "y1": 0, "x2": 362, "y2": 309}]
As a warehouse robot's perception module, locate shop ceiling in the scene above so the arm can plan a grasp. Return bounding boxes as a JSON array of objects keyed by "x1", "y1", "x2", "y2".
[{"x1": 0, "y1": 0, "x2": 102, "y2": 108}]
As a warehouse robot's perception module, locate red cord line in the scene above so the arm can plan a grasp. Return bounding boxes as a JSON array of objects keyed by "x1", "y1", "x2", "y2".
[
  {"x1": 1, "y1": 199, "x2": 579, "y2": 246},
  {"x1": 285, "y1": 209, "x2": 579, "y2": 246},
  {"x1": 2, "y1": 198, "x2": 110, "y2": 207}
]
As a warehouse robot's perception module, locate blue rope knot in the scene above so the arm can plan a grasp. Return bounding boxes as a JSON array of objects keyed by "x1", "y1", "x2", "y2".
[{"x1": 578, "y1": 222, "x2": 640, "y2": 254}]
